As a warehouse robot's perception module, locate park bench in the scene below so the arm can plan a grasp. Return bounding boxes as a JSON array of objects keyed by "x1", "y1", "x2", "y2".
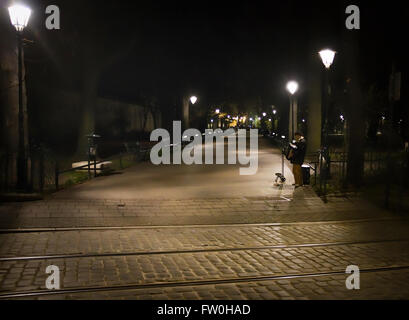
[{"x1": 71, "y1": 161, "x2": 113, "y2": 172}]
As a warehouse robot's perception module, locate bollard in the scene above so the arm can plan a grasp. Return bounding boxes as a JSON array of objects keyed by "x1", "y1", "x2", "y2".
[
  {"x1": 39, "y1": 152, "x2": 44, "y2": 192},
  {"x1": 55, "y1": 161, "x2": 59, "y2": 190}
]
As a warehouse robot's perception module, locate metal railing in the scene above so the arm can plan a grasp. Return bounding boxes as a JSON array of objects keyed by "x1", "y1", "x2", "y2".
[
  {"x1": 0, "y1": 143, "x2": 151, "y2": 193},
  {"x1": 306, "y1": 148, "x2": 409, "y2": 200}
]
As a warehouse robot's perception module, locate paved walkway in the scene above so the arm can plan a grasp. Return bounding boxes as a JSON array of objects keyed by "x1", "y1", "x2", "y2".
[
  {"x1": 52, "y1": 138, "x2": 295, "y2": 200},
  {"x1": 1, "y1": 138, "x2": 409, "y2": 299}
]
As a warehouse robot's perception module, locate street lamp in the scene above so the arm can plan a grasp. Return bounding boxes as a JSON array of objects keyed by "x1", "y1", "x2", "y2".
[
  {"x1": 286, "y1": 81, "x2": 298, "y2": 95},
  {"x1": 190, "y1": 96, "x2": 197, "y2": 105},
  {"x1": 8, "y1": 4, "x2": 31, "y2": 31},
  {"x1": 319, "y1": 49, "x2": 336, "y2": 69},
  {"x1": 183, "y1": 95, "x2": 198, "y2": 129},
  {"x1": 318, "y1": 48, "x2": 336, "y2": 195},
  {"x1": 286, "y1": 81, "x2": 299, "y2": 141},
  {"x1": 9, "y1": 3, "x2": 31, "y2": 190},
  {"x1": 318, "y1": 49, "x2": 336, "y2": 146}
]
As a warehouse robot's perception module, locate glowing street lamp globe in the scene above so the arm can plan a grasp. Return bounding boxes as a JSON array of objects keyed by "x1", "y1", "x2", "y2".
[
  {"x1": 272, "y1": 110, "x2": 277, "y2": 115},
  {"x1": 190, "y1": 96, "x2": 197, "y2": 105},
  {"x1": 8, "y1": 4, "x2": 31, "y2": 32},
  {"x1": 286, "y1": 81, "x2": 299, "y2": 95},
  {"x1": 262, "y1": 112, "x2": 266, "y2": 117},
  {"x1": 215, "y1": 109, "x2": 220, "y2": 114},
  {"x1": 319, "y1": 49, "x2": 336, "y2": 69}
]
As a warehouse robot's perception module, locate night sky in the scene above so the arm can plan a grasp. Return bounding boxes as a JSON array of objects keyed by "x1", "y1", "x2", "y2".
[{"x1": 16, "y1": 0, "x2": 409, "y2": 114}]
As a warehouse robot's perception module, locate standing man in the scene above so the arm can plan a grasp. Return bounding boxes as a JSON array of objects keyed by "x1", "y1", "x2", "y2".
[{"x1": 288, "y1": 132, "x2": 307, "y2": 187}]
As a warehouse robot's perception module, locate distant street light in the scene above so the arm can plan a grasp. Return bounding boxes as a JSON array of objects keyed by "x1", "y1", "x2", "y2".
[
  {"x1": 286, "y1": 81, "x2": 299, "y2": 141},
  {"x1": 286, "y1": 81, "x2": 299, "y2": 95},
  {"x1": 319, "y1": 49, "x2": 336, "y2": 69},
  {"x1": 190, "y1": 96, "x2": 197, "y2": 105},
  {"x1": 272, "y1": 109, "x2": 278, "y2": 131},
  {"x1": 215, "y1": 108, "x2": 220, "y2": 114},
  {"x1": 9, "y1": 3, "x2": 32, "y2": 190},
  {"x1": 262, "y1": 112, "x2": 266, "y2": 117}
]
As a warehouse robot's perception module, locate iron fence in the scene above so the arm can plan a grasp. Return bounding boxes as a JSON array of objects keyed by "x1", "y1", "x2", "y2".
[
  {"x1": 0, "y1": 142, "x2": 151, "y2": 194},
  {"x1": 306, "y1": 148, "x2": 409, "y2": 203}
]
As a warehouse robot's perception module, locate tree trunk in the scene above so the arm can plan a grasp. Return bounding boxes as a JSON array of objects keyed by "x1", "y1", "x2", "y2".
[
  {"x1": 75, "y1": 59, "x2": 99, "y2": 160},
  {"x1": 344, "y1": 35, "x2": 365, "y2": 187},
  {"x1": 182, "y1": 96, "x2": 189, "y2": 130}
]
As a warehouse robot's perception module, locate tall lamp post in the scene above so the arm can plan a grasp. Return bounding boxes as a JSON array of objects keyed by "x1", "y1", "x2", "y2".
[
  {"x1": 318, "y1": 49, "x2": 336, "y2": 195},
  {"x1": 272, "y1": 108, "x2": 278, "y2": 131},
  {"x1": 8, "y1": 4, "x2": 32, "y2": 190},
  {"x1": 318, "y1": 49, "x2": 336, "y2": 147},
  {"x1": 182, "y1": 95, "x2": 197, "y2": 130},
  {"x1": 286, "y1": 81, "x2": 299, "y2": 142}
]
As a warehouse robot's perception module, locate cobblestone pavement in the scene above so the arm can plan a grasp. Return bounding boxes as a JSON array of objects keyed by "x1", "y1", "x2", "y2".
[
  {"x1": 32, "y1": 269, "x2": 409, "y2": 300},
  {"x1": 1, "y1": 219, "x2": 409, "y2": 299},
  {"x1": 0, "y1": 189, "x2": 401, "y2": 228},
  {"x1": 1, "y1": 240, "x2": 409, "y2": 299},
  {"x1": 1, "y1": 143, "x2": 409, "y2": 299},
  {"x1": 1, "y1": 219, "x2": 409, "y2": 258}
]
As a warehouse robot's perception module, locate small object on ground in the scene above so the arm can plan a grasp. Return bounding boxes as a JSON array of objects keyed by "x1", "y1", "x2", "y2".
[{"x1": 274, "y1": 172, "x2": 286, "y2": 186}]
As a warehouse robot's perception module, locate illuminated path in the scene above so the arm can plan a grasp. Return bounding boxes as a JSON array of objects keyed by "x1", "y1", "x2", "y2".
[{"x1": 52, "y1": 137, "x2": 296, "y2": 200}]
